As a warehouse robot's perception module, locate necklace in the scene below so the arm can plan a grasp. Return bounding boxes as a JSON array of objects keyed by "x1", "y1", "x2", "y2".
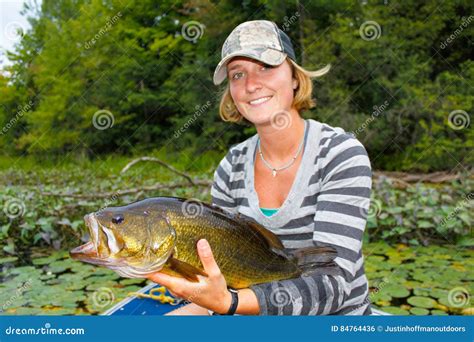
[{"x1": 257, "y1": 120, "x2": 307, "y2": 177}]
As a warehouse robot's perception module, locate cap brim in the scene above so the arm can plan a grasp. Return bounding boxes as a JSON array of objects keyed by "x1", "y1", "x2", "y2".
[{"x1": 213, "y1": 49, "x2": 287, "y2": 85}]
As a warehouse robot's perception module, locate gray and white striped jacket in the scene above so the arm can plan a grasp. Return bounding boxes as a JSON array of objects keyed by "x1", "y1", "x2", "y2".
[{"x1": 211, "y1": 118, "x2": 372, "y2": 315}]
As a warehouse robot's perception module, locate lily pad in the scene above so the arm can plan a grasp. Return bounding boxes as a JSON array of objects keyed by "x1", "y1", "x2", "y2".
[
  {"x1": 381, "y1": 306, "x2": 410, "y2": 315},
  {"x1": 430, "y1": 289, "x2": 449, "y2": 299},
  {"x1": 410, "y1": 307, "x2": 430, "y2": 315},
  {"x1": 9, "y1": 266, "x2": 37, "y2": 275},
  {"x1": 431, "y1": 309, "x2": 448, "y2": 315},
  {"x1": 385, "y1": 285, "x2": 410, "y2": 298},
  {"x1": 407, "y1": 296, "x2": 437, "y2": 309},
  {"x1": 47, "y1": 260, "x2": 74, "y2": 273},
  {"x1": 412, "y1": 272, "x2": 433, "y2": 282},
  {"x1": 32, "y1": 254, "x2": 62, "y2": 265},
  {"x1": 120, "y1": 278, "x2": 147, "y2": 286},
  {"x1": 369, "y1": 290, "x2": 391, "y2": 303},
  {"x1": 86, "y1": 281, "x2": 117, "y2": 292},
  {"x1": 413, "y1": 288, "x2": 431, "y2": 296}
]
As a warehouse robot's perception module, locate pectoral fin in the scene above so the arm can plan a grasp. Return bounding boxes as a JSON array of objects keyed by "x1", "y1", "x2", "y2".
[{"x1": 161, "y1": 258, "x2": 208, "y2": 282}]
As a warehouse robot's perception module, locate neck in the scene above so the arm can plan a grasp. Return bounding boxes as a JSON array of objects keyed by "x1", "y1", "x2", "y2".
[{"x1": 256, "y1": 109, "x2": 305, "y2": 163}]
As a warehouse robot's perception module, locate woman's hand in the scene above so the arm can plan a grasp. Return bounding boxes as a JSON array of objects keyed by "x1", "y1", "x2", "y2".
[{"x1": 146, "y1": 239, "x2": 232, "y2": 314}]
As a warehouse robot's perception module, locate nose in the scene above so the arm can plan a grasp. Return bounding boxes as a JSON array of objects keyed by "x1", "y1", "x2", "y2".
[{"x1": 245, "y1": 71, "x2": 262, "y2": 93}]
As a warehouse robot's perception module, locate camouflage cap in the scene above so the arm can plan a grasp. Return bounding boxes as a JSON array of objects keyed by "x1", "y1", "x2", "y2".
[{"x1": 213, "y1": 20, "x2": 296, "y2": 85}]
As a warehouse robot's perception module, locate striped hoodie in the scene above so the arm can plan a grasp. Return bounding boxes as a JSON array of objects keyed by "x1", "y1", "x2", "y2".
[{"x1": 210, "y1": 118, "x2": 372, "y2": 315}]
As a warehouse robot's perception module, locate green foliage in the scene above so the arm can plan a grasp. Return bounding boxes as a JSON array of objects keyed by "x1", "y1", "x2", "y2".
[
  {"x1": 0, "y1": 0, "x2": 472, "y2": 171},
  {"x1": 0, "y1": 151, "x2": 217, "y2": 254},
  {"x1": 366, "y1": 177, "x2": 473, "y2": 246},
  {"x1": 0, "y1": 156, "x2": 471, "y2": 254}
]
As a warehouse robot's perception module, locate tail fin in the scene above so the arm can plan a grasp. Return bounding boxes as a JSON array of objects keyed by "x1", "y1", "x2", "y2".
[{"x1": 290, "y1": 246, "x2": 338, "y2": 273}]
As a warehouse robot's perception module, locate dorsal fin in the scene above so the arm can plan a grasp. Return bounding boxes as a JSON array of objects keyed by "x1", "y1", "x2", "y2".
[{"x1": 209, "y1": 203, "x2": 236, "y2": 216}]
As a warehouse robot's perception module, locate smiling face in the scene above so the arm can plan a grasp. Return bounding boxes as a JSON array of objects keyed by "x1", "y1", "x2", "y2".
[{"x1": 227, "y1": 56, "x2": 298, "y2": 126}]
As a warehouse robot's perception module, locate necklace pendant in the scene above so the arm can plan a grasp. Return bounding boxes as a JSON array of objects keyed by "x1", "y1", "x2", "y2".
[{"x1": 272, "y1": 169, "x2": 277, "y2": 177}]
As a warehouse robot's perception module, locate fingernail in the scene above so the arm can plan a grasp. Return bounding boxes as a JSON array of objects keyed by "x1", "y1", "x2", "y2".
[{"x1": 198, "y1": 239, "x2": 209, "y2": 250}]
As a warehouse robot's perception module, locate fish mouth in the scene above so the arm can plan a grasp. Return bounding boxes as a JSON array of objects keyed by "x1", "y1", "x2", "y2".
[
  {"x1": 70, "y1": 212, "x2": 175, "y2": 277},
  {"x1": 70, "y1": 213, "x2": 121, "y2": 266}
]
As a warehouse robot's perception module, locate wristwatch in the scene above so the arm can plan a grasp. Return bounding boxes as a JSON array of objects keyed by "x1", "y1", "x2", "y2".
[{"x1": 212, "y1": 288, "x2": 239, "y2": 315}]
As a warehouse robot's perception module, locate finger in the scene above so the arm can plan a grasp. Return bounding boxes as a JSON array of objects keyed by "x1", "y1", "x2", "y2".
[
  {"x1": 168, "y1": 289, "x2": 180, "y2": 298},
  {"x1": 147, "y1": 272, "x2": 181, "y2": 289},
  {"x1": 197, "y1": 239, "x2": 220, "y2": 278}
]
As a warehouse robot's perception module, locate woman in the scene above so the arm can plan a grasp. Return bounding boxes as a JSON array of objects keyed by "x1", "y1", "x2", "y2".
[{"x1": 147, "y1": 20, "x2": 372, "y2": 315}]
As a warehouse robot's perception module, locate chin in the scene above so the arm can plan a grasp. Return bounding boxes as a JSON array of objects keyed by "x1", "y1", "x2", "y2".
[
  {"x1": 241, "y1": 107, "x2": 277, "y2": 124},
  {"x1": 242, "y1": 113, "x2": 273, "y2": 126}
]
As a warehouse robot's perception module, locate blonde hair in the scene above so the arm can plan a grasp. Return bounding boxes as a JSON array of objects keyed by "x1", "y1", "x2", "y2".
[{"x1": 218, "y1": 58, "x2": 331, "y2": 123}]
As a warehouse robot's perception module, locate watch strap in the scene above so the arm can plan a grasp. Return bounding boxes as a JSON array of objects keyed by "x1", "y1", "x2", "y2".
[{"x1": 212, "y1": 288, "x2": 239, "y2": 315}]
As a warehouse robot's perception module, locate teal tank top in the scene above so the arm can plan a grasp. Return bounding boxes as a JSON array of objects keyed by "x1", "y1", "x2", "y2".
[{"x1": 260, "y1": 207, "x2": 279, "y2": 217}]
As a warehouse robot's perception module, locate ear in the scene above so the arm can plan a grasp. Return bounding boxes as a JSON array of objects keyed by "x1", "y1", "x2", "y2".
[{"x1": 292, "y1": 78, "x2": 298, "y2": 90}]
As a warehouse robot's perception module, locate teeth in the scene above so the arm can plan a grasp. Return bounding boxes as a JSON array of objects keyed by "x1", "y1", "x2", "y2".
[{"x1": 249, "y1": 96, "x2": 271, "y2": 105}]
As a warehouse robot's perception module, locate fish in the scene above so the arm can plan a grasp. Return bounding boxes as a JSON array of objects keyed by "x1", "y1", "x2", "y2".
[{"x1": 70, "y1": 197, "x2": 337, "y2": 289}]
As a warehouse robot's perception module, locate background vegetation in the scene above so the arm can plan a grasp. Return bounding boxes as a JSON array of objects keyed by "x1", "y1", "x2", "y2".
[
  {"x1": 0, "y1": 0, "x2": 472, "y2": 171},
  {"x1": 0, "y1": 0, "x2": 472, "y2": 316}
]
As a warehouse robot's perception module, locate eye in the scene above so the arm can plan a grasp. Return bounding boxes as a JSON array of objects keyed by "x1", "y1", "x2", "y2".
[
  {"x1": 112, "y1": 214, "x2": 124, "y2": 224},
  {"x1": 231, "y1": 71, "x2": 243, "y2": 80}
]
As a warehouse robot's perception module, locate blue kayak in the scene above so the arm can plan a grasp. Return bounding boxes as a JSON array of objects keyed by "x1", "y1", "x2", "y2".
[{"x1": 103, "y1": 283, "x2": 187, "y2": 316}]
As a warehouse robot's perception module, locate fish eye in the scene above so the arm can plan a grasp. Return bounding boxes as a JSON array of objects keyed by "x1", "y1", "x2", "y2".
[{"x1": 112, "y1": 214, "x2": 124, "y2": 224}]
